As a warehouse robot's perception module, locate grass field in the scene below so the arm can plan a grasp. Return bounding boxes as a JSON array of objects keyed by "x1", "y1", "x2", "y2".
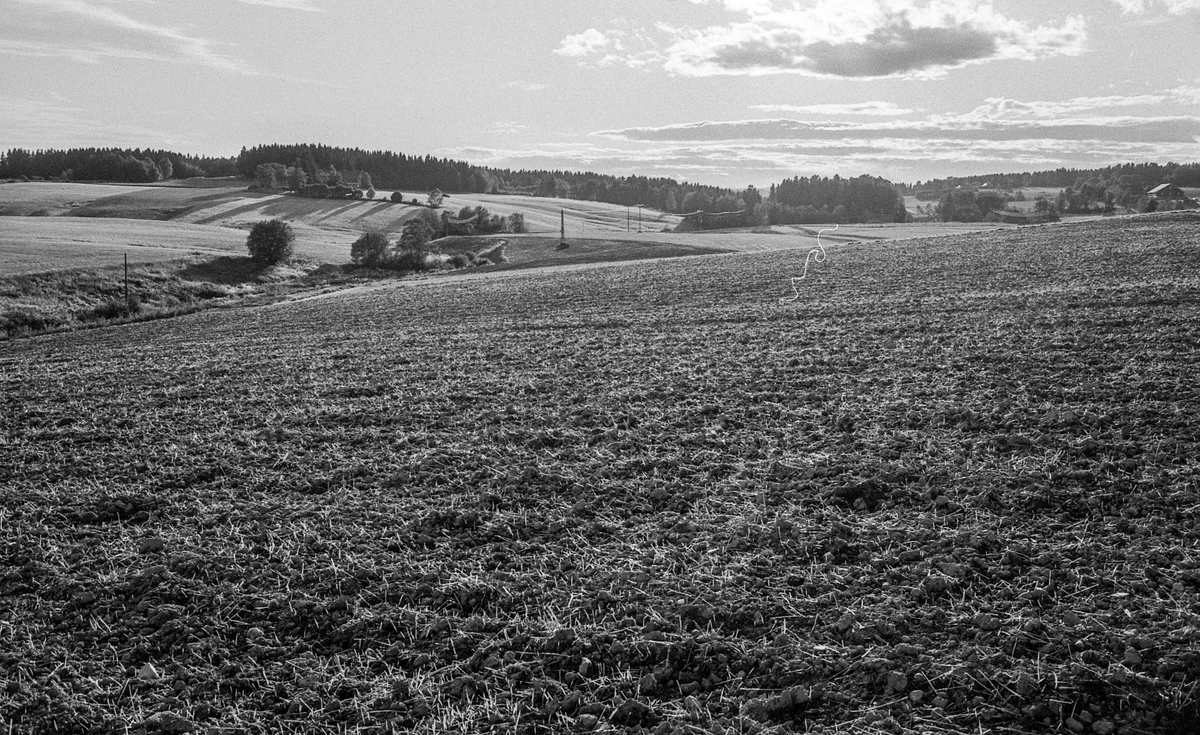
[
  {"x1": 0, "y1": 182, "x2": 158, "y2": 216},
  {"x1": 2, "y1": 212, "x2": 1199, "y2": 734},
  {"x1": 0, "y1": 217, "x2": 360, "y2": 276},
  {"x1": 0, "y1": 182, "x2": 1015, "y2": 275},
  {"x1": 0, "y1": 217, "x2": 247, "y2": 274}
]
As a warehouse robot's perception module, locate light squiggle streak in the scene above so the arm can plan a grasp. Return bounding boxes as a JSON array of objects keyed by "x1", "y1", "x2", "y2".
[{"x1": 780, "y1": 223, "x2": 838, "y2": 303}]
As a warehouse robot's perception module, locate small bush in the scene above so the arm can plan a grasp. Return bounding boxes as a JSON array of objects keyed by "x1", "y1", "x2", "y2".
[
  {"x1": 447, "y1": 253, "x2": 471, "y2": 269},
  {"x1": 477, "y1": 243, "x2": 507, "y2": 264},
  {"x1": 246, "y1": 218, "x2": 295, "y2": 265},
  {"x1": 2, "y1": 308, "x2": 62, "y2": 336},
  {"x1": 390, "y1": 191, "x2": 403, "y2": 203},
  {"x1": 80, "y1": 296, "x2": 141, "y2": 322},
  {"x1": 351, "y1": 231, "x2": 392, "y2": 268},
  {"x1": 390, "y1": 249, "x2": 427, "y2": 273},
  {"x1": 194, "y1": 283, "x2": 230, "y2": 299},
  {"x1": 366, "y1": 188, "x2": 376, "y2": 200}
]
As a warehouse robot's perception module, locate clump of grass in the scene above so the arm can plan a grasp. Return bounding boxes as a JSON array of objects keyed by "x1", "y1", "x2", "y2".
[
  {"x1": 476, "y1": 242, "x2": 507, "y2": 264},
  {"x1": 79, "y1": 295, "x2": 142, "y2": 322},
  {"x1": 0, "y1": 307, "x2": 64, "y2": 336},
  {"x1": 1, "y1": 255, "x2": 355, "y2": 340}
]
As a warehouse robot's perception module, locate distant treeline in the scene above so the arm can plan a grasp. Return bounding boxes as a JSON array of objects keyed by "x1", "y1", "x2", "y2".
[
  {"x1": 763, "y1": 175, "x2": 905, "y2": 224},
  {"x1": 10, "y1": 143, "x2": 1196, "y2": 227},
  {"x1": 906, "y1": 162, "x2": 1200, "y2": 193},
  {"x1": 0, "y1": 147, "x2": 237, "y2": 182},
  {"x1": 235, "y1": 143, "x2": 738, "y2": 215},
  {"x1": 237, "y1": 144, "x2": 904, "y2": 223}
]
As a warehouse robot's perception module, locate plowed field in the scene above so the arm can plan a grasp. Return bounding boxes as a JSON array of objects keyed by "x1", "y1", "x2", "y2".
[{"x1": 2, "y1": 213, "x2": 1198, "y2": 734}]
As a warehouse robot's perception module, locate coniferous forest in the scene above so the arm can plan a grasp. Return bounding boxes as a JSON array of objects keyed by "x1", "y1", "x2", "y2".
[{"x1": 0, "y1": 148, "x2": 237, "y2": 182}]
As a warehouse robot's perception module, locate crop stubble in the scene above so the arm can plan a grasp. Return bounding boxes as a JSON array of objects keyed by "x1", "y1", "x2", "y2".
[{"x1": 1, "y1": 214, "x2": 1199, "y2": 734}]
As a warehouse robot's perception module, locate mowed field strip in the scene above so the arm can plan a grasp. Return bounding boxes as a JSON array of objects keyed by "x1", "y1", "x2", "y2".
[{"x1": 2, "y1": 213, "x2": 1198, "y2": 734}]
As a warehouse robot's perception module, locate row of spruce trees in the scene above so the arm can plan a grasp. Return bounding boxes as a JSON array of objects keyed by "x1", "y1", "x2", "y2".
[{"x1": 0, "y1": 147, "x2": 236, "y2": 182}]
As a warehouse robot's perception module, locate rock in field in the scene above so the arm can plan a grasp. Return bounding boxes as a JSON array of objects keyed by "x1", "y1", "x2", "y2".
[{"x1": 142, "y1": 711, "x2": 194, "y2": 733}]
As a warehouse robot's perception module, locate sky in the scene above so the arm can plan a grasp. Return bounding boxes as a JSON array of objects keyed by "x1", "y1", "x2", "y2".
[{"x1": 1, "y1": 0, "x2": 1198, "y2": 187}]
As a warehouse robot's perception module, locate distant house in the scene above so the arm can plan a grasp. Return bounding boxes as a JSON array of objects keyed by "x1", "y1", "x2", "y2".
[
  {"x1": 1148, "y1": 183, "x2": 1186, "y2": 200},
  {"x1": 676, "y1": 210, "x2": 747, "y2": 231}
]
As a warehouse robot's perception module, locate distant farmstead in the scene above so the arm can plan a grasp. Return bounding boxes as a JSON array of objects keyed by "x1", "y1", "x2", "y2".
[
  {"x1": 675, "y1": 210, "x2": 748, "y2": 232},
  {"x1": 1148, "y1": 183, "x2": 1186, "y2": 200}
]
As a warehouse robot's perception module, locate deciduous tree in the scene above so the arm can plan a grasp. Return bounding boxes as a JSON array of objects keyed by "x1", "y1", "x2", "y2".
[
  {"x1": 245, "y1": 218, "x2": 295, "y2": 264},
  {"x1": 399, "y1": 218, "x2": 434, "y2": 252},
  {"x1": 350, "y1": 231, "x2": 391, "y2": 268}
]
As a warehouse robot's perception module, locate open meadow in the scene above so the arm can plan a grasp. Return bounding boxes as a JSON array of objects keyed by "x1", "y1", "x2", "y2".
[
  {"x1": 0, "y1": 182, "x2": 1011, "y2": 270},
  {"x1": 0, "y1": 218, "x2": 248, "y2": 275},
  {"x1": 2, "y1": 213, "x2": 1198, "y2": 734}
]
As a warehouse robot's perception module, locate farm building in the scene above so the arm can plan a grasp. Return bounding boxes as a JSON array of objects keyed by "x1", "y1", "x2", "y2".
[
  {"x1": 1148, "y1": 183, "x2": 1186, "y2": 200},
  {"x1": 675, "y1": 210, "x2": 748, "y2": 232}
]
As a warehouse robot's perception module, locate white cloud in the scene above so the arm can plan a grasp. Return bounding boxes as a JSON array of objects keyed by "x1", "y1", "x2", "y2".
[
  {"x1": 555, "y1": 28, "x2": 622, "y2": 58},
  {"x1": 562, "y1": 1, "x2": 1086, "y2": 79},
  {"x1": 751, "y1": 101, "x2": 916, "y2": 116}
]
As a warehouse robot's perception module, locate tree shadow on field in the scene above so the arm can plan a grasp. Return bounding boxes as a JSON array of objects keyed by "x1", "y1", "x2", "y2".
[{"x1": 177, "y1": 256, "x2": 275, "y2": 285}]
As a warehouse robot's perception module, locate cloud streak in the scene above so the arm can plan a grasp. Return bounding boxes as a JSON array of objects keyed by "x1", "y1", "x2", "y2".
[
  {"x1": 752, "y1": 101, "x2": 916, "y2": 116},
  {"x1": 436, "y1": 135, "x2": 1200, "y2": 184},
  {"x1": 5, "y1": 0, "x2": 245, "y2": 72},
  {"x1": 560, "y1": 88, "x2": 1200, "y2": 181},
  {"x1": 1109, "y1": 0, "x2": 1200, "y2": 13},
  {"x1": 0, "y1": 94, "x2": 181, "y2": 149},
  {"x1": 599, "y1": 115, "x2": 1200, "y2": 144},
  {"x1": 232, "y1": 0, "x2": 323, "y2": 10}
]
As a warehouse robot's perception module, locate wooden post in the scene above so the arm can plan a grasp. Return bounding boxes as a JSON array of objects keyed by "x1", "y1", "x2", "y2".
[
  {"x1": 560, "y1": 209, "x2": 565, "y2": 245},
  {"x1": 124, "y1": 254, "x2": 129, "y2": 312}
]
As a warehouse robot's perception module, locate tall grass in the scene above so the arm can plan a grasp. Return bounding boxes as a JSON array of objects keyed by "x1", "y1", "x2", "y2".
[{"x1": 0, "y1": 256, "x2": 356, "y2": 340}]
